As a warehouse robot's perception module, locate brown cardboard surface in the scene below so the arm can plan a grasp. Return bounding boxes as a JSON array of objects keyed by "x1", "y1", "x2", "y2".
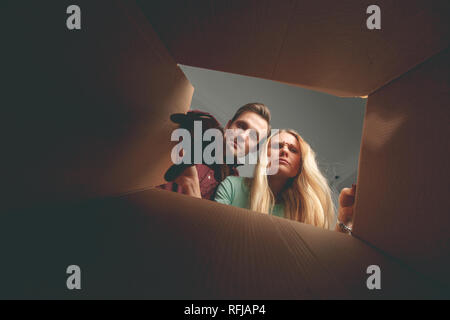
[
  {"x1": 353, "y1": 48, "x2": 450, "y2": 285},
  {"x1": 2, "y1": 188, "x2": 445, "y2": 299},
  {"x1": 2, "y1": 0, "x2": 449, "y2": 299},
  {"x1": 2, "y1": 1, "x2": 193, "y2": 209},
  {"x1": 138, "y1": 0, "x2": 450, "y2": 97}
]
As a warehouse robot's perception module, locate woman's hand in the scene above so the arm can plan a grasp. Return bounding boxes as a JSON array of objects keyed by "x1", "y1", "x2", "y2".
[{"x1": 335, "y1": 184, "x2": 356, "y2": 234}]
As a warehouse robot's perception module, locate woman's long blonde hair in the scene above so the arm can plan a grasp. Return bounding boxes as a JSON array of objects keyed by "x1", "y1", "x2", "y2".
[{"x1": 248, "y1": 129, "x2": 335, "y2": 229}]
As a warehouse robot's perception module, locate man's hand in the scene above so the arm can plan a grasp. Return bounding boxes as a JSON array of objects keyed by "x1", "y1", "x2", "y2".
[
  {"x1": 335, "y1": 184, "x2": 356, "y2": 233},
  {"x1": 164, "y1": 110, "x2": 223, "y2": 183},
  {"x1": 174, "y1": 165, "x2": 202, "y2": 199}
]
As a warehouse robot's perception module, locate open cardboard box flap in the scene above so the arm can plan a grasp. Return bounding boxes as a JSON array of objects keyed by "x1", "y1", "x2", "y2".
[
  {"x1": 2, "y1": 0, "x2": 193, "y2": 209},
  {"x1": 138, "y1": 0, "x2": 450, "y2": 97},
  {"x1": 1, "y1": 188, "x2": 444, "y2": 299},
  {"x1": 354, "y1": 48, "x2": 450, "y2": 286}
]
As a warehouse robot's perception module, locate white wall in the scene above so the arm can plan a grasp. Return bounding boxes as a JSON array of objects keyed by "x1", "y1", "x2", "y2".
[{"x1": 180, "y1": 65, "x2": 365, "y2": 199}]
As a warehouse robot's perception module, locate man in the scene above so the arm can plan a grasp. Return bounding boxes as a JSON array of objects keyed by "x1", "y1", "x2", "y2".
[{"x1": 158, "y1": 103, "x2": 272, "y2": 200}]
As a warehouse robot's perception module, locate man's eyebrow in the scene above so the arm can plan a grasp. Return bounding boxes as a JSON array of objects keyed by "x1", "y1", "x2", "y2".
[{"x1": 235, "y1": 120, "x2": 248, "y2": 126}]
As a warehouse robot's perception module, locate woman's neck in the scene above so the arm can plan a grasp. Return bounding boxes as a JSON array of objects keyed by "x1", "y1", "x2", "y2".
[{"x1": 268, "y1": 176, "x2": 288, "y2": 202}]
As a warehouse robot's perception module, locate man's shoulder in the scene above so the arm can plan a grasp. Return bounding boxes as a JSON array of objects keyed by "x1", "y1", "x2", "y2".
[{"x1": 195, "y1": 164, "x2": 214, "y2": 175}]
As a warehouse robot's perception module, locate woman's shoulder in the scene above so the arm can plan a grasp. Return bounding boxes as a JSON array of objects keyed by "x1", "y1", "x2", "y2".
[
  {"x1": 220, "y1": 176, "x2": 248, "y2": 191},
  {"x1": 217, "y1": 176, "x2": 251, "y2": 207},
  {"x1": 215, "y1": 176, "x2": 248, "y2": 205},
  {"x1": 225, "y1": 175, "x2": 253, "y2": 192},
  {"x1": 223, "y1": 175, "x2": 244, "y2": 184}
]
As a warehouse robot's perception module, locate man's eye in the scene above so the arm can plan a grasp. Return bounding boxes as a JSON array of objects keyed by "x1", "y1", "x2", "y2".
[{"x1": 238, "y1": 122, "x2": 248, "y2": 130}]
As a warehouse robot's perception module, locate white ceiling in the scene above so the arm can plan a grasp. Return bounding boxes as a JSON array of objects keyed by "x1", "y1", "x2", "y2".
[{"x1": 180, "y1": 64, "x2": 366, "y2": 194}]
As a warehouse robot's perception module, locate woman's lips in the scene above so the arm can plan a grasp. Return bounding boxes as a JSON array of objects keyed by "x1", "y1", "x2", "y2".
[{"x1": 279, "y1": 158, "x2": 290, "y2": 166}]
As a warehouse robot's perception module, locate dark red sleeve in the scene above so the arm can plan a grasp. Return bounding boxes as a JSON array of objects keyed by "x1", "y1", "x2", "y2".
[
  {"x1": 157, "y1": 164, "x2": 217, "y2": 199},
  {"x1": 156, "y1": 181, "x2": 183, "y2": 193}
]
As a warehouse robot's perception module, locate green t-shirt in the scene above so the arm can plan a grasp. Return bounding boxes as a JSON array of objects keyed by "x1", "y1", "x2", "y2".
[{"x1": 214, "y1": 176, "x2": 285, "y2": 218}]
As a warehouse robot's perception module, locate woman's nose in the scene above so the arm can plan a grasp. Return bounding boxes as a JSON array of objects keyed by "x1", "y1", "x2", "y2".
[{"x1": 279, "y1": 146, "x2": 289, "y2": 156}]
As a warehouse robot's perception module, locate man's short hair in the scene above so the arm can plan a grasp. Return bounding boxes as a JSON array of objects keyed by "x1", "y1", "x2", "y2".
[{"x1": 230, "y1": 102, "x2": 271, "y2": 136}]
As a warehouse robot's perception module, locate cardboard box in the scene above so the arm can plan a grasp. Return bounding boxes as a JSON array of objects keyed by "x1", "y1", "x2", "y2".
[
  {"x1": 1, "y1": 0, "x2": 449, "y2": 298},
  {"x1": 2, "y1": 0, "x2": 193, "y2": 210},
  {"x1": 138, "y1": 0, "x2": 450, "y2": 97},
  {"x1": 353, "y1": 48, "x2": 450, "y2": 287}
]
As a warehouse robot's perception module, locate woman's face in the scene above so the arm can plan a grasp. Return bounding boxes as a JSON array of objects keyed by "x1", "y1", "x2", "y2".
[{"x1": 268, "y1": 132, "x2": 302, "y2": 178}]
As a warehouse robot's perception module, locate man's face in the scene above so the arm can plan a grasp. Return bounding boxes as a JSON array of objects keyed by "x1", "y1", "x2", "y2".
[{"x1": 224, "y1": 111, "x2": 269, "y2": 158}]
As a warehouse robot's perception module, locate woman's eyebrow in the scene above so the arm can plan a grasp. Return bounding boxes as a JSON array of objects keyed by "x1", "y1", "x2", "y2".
[{"x1": 280, "y1": 141, "x2": 298, "y2": 149}]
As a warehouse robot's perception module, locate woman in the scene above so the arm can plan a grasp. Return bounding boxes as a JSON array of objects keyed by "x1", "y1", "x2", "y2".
[{"x1": 214, "y1": 129, "x2": 336, "y2": 229}]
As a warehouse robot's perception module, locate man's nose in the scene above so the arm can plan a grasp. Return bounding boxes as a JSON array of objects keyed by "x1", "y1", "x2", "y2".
[{"x1": 238, "y1": 130, "x2": 250, "y2": 141}]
